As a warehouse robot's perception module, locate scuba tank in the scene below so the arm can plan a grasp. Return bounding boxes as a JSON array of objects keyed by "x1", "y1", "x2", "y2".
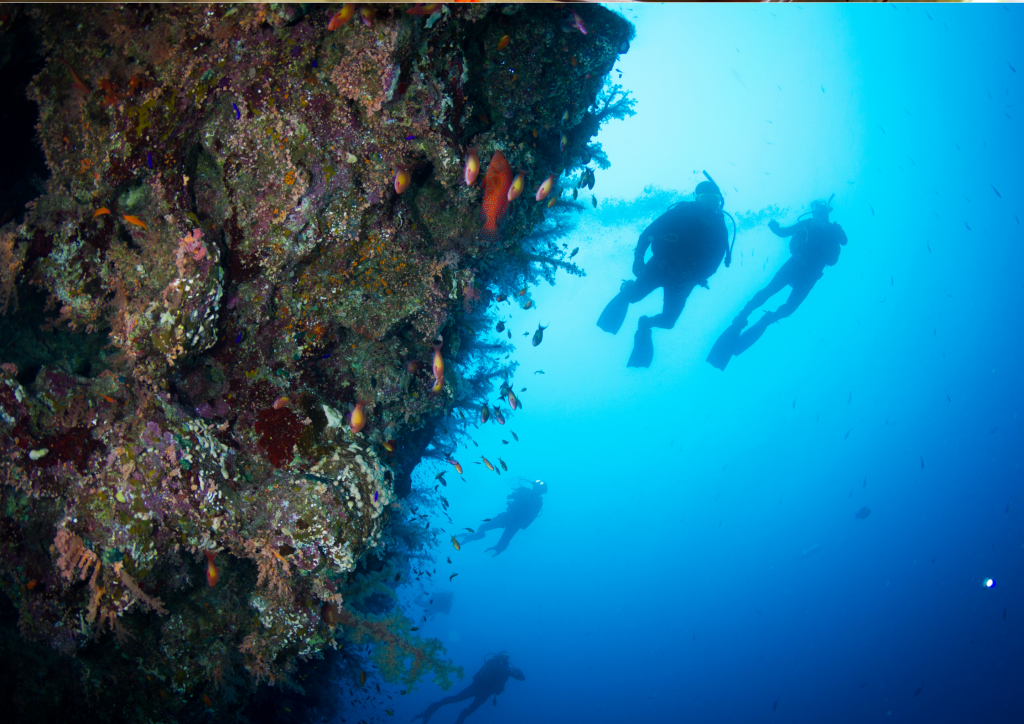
[{"x1": 702, "y1": 170, "x2": 737, "y2": 267}]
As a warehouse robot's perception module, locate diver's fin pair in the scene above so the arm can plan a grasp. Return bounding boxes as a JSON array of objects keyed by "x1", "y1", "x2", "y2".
[
  {"x1": 596, "y1": 281, "x2": 634, "y2": 334},
  {"x1": 707, "y1": 319, "x2": 744, "y2": 371}
]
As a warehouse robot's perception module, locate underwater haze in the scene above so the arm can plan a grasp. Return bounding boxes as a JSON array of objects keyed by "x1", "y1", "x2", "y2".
[{"x1": 395, "y1": 3, "x2": 1023, "y2": 724}]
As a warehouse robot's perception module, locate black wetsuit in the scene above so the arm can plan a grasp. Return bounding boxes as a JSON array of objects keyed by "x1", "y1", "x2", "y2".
[
  {"x1": 598, "y1": 201, "x2": 729, "y2": 366},
  {"x1": 708, "y1": 215, "x2": 846, "y2": 369},
  {"x1": 461, "y1": 485, "x2": 543, "y2": 555},
  {"x1": 414, "y1": 655, "x2": 525, "y2": 724}
]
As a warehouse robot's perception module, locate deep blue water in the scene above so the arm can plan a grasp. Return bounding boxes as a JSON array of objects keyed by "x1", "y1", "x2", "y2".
[{"x1": 377, "y1": 4, "x2": 1023, "y2": 723}]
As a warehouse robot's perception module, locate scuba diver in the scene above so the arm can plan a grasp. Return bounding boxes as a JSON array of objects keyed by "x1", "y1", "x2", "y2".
[
  {"x1": 413, "y1": 652, "x2": 525, "y2": 724},
  {"x1": 597, "y1": 172, "x2": 735, "y2": 368},
  {"x1": 460, "y1": 480, "x2": 546, "y2": 556},
  {"x1": 707, "y1": 196, "x2": 847, "y2": 370}
]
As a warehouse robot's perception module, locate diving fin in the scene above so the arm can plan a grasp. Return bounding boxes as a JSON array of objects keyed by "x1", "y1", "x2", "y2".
[
  {"x1": 597, "y1": 282, "x2": 633, "y2": 334},
  {"x1": 707, "y1": 320, "x2": 743, "y2": 371},
  {"x1": 627, "y1": 324, "x2": 654, "y2": 368}
]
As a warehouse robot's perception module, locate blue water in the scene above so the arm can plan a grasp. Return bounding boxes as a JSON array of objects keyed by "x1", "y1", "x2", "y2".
[{"x1": 384, "y1": 4, "x2": 1023, "y2": 723}]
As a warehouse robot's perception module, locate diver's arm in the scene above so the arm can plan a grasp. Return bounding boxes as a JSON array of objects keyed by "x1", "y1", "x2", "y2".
[
  {"x1": 835, "y1": 223, "x2": 848, "y2": 245},
  {"x1": 768, "y1": 220, "x2": 803, "y2": 237},
  {"x1": 509, "y1": 667, "x2": 525, "y2": 681},
  {"x1": 632, "y1": 233, "x2": 652, "y2": 276}
]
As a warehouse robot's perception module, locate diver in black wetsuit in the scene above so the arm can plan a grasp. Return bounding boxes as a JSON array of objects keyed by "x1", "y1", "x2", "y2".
[
  {"x1": 707, "y1": 197, "x2": 847, "y2": 370},
  {"x1": 460, "y1": 480, "x2": 546, "y2": 556},
  {"x1": 413, "y1": 652, "x2": 525, "y2": 724},
  {"x1": 597, "y1": 178, "x2": 732, "y2": 368}
]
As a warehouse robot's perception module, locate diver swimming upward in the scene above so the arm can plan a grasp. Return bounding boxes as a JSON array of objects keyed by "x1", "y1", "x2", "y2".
[
  {"x1": 707, "y1": 195, "x2": 847, "y2": 370},
  {"x1": 460, "y1": 480, "x2": 547, "y2": 556},
  {"x1": 597, "y1": 172, "x2": 735, "y2": 368}
]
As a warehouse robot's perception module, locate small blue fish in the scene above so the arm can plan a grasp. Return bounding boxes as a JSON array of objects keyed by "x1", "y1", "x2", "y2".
[
  {"x1": 232, "y1": 102, "x2": 241, "y2": 120},
  {"x1": 374, "y1": 491, "x2": 379, "y2": 502},
  {"x1": 235, "y1": 332, "x2": 242, "y2": 344},
  {"x1": 312, "y1": 59, "x2": 318, "y2": 69},
  {"x1": 405, "y1": 135, "x2": 416, "y2": 141},
  {"x1": 147, "y1": 150, "x2": 152, "y2": 169}
]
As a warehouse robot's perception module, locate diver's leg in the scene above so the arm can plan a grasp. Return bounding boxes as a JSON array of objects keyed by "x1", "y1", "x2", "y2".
[
  {"x1": 453, "y1": 696, "x2": 489, "y2": 724},
  {"x1": 485, "y1": 526, "x2": 519, "y2": 556},
  {"x1": 461, "y1": 514, "x2": 508, "y2": 545},
  {"x1": 731, "y1": 313, "x2": 774, "y2": 356},
  {"x1": 772, "y1": 274, "x2": 817, "y2": 319},
  {"x1": 628, "y1": 281, "x2": 693, "y2": 368},
  {"x1": 735, "y1": 261, "x2": 796, "y2": 325},
  {"x1": 643, "y1": 281, "x2": 694, "y2": 330},
  {"x1": 414, "y1": 686, "x2": 477, "y2": 722},
  {"x1": 597, "y1": 272, "x2": 658, "y2": 334}
]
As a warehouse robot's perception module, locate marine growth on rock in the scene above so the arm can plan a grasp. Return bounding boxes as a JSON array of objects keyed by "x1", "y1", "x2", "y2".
[{"x1": 0, "y1": 4, "x2": 633, "y2": 720}]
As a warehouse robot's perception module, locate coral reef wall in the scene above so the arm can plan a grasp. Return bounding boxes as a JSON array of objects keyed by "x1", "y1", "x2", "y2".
[{"x1": 0, "y1": 4, "x2": 632, "y2": 722}]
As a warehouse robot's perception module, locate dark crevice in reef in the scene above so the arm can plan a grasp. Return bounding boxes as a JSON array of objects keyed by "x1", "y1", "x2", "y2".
[{"x1": 0, "y1": 13, "x2": 48, "y2": 228}]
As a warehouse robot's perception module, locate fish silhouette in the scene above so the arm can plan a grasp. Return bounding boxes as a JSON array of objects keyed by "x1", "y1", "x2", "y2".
[{"x1": 855, "y1": 507, "x2": 871, "y2": 520}]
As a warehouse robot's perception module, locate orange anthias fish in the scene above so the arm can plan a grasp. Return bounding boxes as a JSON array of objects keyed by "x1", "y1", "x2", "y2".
[
  {"x1": 430, "y1": 376, "x2": 444, "y2": 395},
  {"x1": 328, "y1": 4, "x2": 355, "y2": 29},
  {"x1": 359, "y1": 6, "x2": 374, "y2": 27},
  {"x1": 205, "y1": 550, "x2": 219, "y2": 587},
  {"x1": 349, "y1": 399, "x2": 368, "y2": 433},
  {"x1": 480, "y1": 150, "x2": 513, "y2": 242},
  {"x1": 93, "y1": 207, "x2": 110, "y2": 219},
  {"x1": 407, "y1": 3, "x2": 440, "y2": 16},
  {"x1": 497, "y1": 34, "x2": 510, "y2": 51},
  {"x1": 507, "y1": 389, "x2": 519, "y2": 410},
  {"x1": 464, "y1": 146, "x2": 480, "y2": 186},
  {"x1": 58, "y1": 58, "x2": 91, "y2": 93},
  {"x1": 432, "y1": 338, "x2": 444, "y2": 380},
  {"x1": 382, "y1": 439, "x2": 396, "y2": 453},
  {"x1": 535, "y1": 173, "x2": 555, "y2": 202},
  {"x1": 360, "y1": 670, "x2": 367, "y2": 686},
  {"x1": 393, "y1": 165, "x2": 411, "y2": 194},
  {"x1": 507, "y1": 169, "x2": 526, "y2": 202},
  {"x1": 123, "y1": 214, "x2": 148, "y2": 231},
  {"x1": 481, "y1": 456, "x2": 495, "y2": 472},
  {"x1": 451, "y1": 535, "x2": 461, "y2": 551},
  {"x1": 447, "y1": 457, "x2": 463, "y2": 474}
]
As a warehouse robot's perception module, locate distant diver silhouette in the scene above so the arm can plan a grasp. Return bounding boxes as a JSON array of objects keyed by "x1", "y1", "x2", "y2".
[
  {"x1": 708, "y1": 195, "x2": 847, "y2": 370},
  {"x1": 598, "y1": 171, "x2": 734, "y2": 368},
  {"x1": 460, "y1": 480, "x2": 546, "y2": 556},
  {"x1": 413, "y1": 652, "x2": 525, "y2": 724}
]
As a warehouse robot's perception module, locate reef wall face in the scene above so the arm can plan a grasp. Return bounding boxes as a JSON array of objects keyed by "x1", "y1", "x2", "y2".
[{"x1": 0, "y1": 4, "x2": 632, "y2": 721}]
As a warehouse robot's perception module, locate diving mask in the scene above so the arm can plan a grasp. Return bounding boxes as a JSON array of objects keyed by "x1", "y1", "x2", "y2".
[{"x1": 696, "y1": 192, "x2": 723, "y2": 211}]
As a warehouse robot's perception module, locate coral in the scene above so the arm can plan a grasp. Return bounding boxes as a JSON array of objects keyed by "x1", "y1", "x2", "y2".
[{"x1": 0, "y1": 3, "x2": 634, "y2": 721}]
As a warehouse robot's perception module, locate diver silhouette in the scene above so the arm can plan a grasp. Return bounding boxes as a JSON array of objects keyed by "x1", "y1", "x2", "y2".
[
  {"x1": 707, "y1": 196, "x2": 847, "y2": 370},
  {"x1": 413, "y1": 652, "x2": 525, "y2": 724},
  {"x1": 597, "y1": 174, "x2": 733, "y2": 368},
  {"x1": 460, "y1": 480, "x2": 546, "y2": 556}
]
